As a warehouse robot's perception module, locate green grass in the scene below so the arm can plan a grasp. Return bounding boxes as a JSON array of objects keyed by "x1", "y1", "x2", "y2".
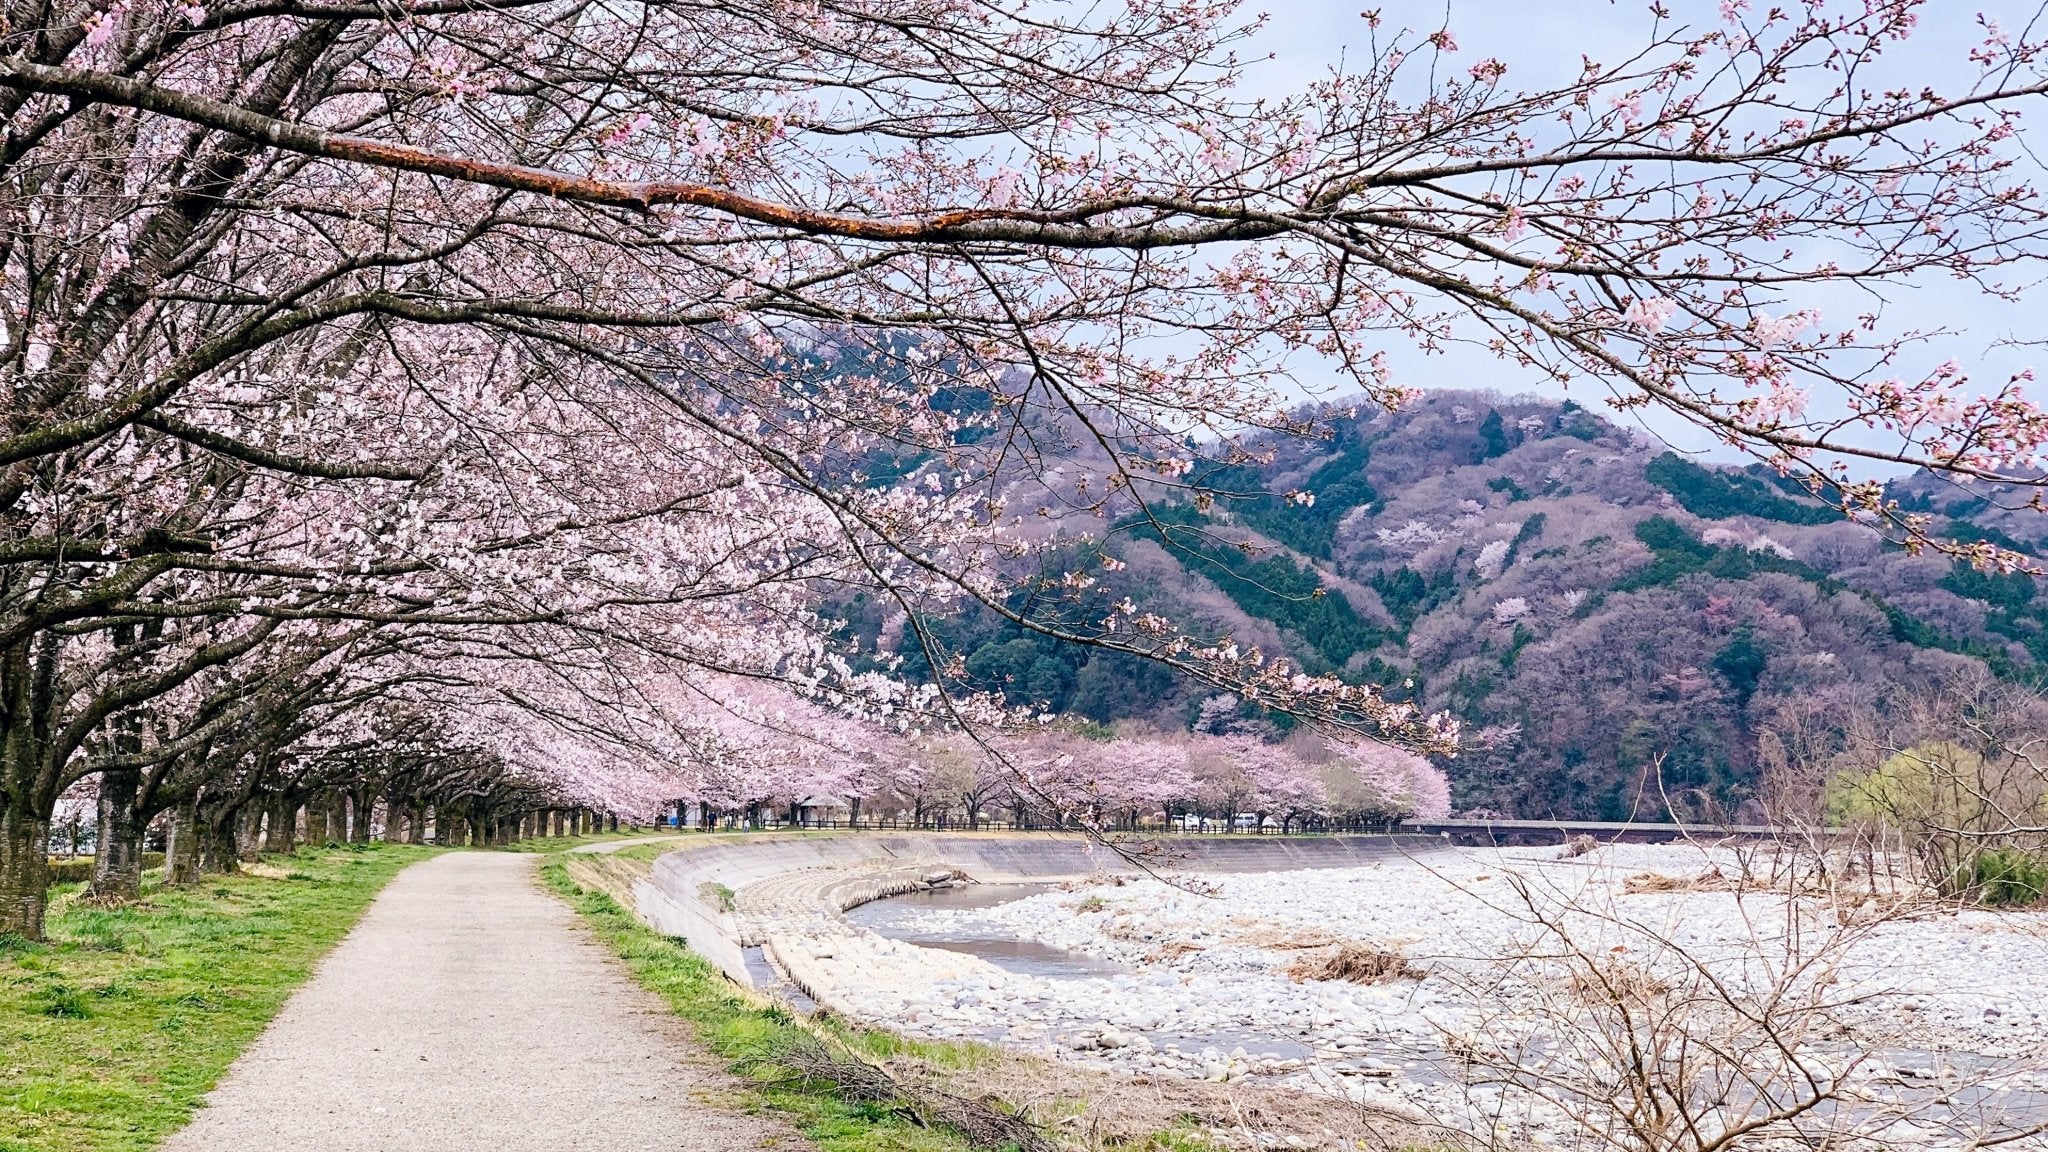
[
  {"x1": 0, "y1": 842, "x2": 434, "y2": 1152},
  {"x1": 499, "y1": 827, "x2": 679, "y2": 853},
  {"x1": 541, "y1": 857, "x2": 982, "y2": 1152}
]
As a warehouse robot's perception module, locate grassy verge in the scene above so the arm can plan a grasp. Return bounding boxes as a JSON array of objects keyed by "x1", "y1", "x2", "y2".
[
  {"x1": 500, "y1": 828, "x2": 681, "y2": 853},
  {"x1": 0, "y1": 842, "x2": 435, "y2": 1152},
  {"x1": 541, "y1": 856, "x2": 988, "y2": 1152}
]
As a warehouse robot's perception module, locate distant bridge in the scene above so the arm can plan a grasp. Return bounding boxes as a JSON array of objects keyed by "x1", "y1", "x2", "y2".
[{"x1": 1398, "y1": 818, "x2": 1792, "y2": 847}]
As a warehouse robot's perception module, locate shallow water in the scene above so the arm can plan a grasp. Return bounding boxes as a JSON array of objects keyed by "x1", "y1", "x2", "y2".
[
  {"x1": 845, "y1": 884, "x2": 1130, "y2": 978},
  {"x1": 845, "y1": 882, "x2": 1322, "y2": 1062}
]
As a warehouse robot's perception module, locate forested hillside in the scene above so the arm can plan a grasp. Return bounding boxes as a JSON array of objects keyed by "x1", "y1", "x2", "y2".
[{"x1": 851, "y1": 392, "x2": 2046, "y2": 823}]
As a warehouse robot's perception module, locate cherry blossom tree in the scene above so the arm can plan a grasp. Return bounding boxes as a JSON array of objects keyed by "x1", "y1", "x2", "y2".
[{"x1": 6, "y1": 0, "x2": 2048, "y2": 937}]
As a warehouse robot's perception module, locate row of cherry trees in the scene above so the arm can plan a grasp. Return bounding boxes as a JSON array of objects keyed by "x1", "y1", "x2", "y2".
[
  {"x1": 655, "y1": 726, "x2": 1452, "y2": 833},
  {"x1": 4, "y1": 0, "x2": 2048, "y2": 938}
]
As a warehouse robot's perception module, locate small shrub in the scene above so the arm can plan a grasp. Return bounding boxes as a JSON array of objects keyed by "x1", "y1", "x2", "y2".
[
  {"x1": 1961, "y1": 848, "x2": 2048, "y2": 907},
  {"x1": 1074, "y1": 895, "x2": 1107, "y2": 913}
]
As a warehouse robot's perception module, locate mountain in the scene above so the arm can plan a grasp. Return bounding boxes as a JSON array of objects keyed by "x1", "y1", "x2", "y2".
[{"x1": 845, "y1": 391, "x2": 2048, "y2": 822}]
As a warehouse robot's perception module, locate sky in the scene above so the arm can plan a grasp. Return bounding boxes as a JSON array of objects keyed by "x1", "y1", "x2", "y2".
[{"x1": 1222, "y1": 1, "x2": 2048, "y2": 473}]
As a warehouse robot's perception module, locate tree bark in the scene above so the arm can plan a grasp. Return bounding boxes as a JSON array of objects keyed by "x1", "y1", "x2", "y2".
[
  {"x1": 264, "y1": 793, "x2": 297, "y2": 854},
  {"x1": 350, "y1": 792, "x2": 374, "y2": 844},
  {"x1": 165, "y1": 795, "x2": 203, "y2": 886},
  {"x1": 87, "y1": 765, "x2": 145, "y2": 902},
  {"x1": 200, "y1": 808, "x2": 241, "y2": 874},
  {"x1": 385, "y1": 799, "x2": 409, "y2": 844},
  {"x1": 0, "y1": 800, "x2": 50, "y2": 939},
  {"x1": 235, "y1": 806, "x2": 263, "y2": 862},
  {"x1": 321, "y1": 791, "x2": 347, "y2": 844}
]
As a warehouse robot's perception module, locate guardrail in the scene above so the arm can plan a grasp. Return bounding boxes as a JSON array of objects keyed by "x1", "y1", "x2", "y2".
[{"x1": 1398, "y1": 818, "x2": 1794, "y2": 846}]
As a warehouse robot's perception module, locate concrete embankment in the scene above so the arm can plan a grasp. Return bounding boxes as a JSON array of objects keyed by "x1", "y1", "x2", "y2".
[{"x1": 632, "y1": 832, "x2": 1437, "y2": 988}]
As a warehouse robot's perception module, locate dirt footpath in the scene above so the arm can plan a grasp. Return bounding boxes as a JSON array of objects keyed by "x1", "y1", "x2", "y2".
[{"x1": 163, "y1": 852, "x2": 806, "y2": 1152}]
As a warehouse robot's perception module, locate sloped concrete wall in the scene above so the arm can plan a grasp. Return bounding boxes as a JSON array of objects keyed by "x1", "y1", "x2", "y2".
[{"x1": 635, "y1": 832, "x2": 1437, "y2": 987}]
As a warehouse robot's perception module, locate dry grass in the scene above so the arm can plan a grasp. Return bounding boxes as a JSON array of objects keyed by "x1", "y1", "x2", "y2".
[
  {"x1": 1284, "y1": 942, "x2": 1423, "y2": 985},
  {"x1": 769, "y1": 1030, "x2": 1054, "y2": 1152},
  {"x1": 1566, "y1": 958, "x2": 1673, "y2": 1004},
  {"x1": 923, "y1": 1042, "x2": 1431, "y2": 1151},
  {"x1": 1234, "y1": 927, "x2": 1342, "y2": 951},
  {"x1": 561, "y1": 851, "x2": 654, "y2": 908},
  {"x1": 1621, "y1": 867, "x2": 1732, "y2": 895},
  {"x1": 1559, "y1": 834, "x2": 1601, "y2": 859}
]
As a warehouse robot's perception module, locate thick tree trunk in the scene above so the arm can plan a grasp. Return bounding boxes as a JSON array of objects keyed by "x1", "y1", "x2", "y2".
[
  {"x1": 87, "y1": 765, "x2": 145, "y2": 902},
  {"x1": 165, "y1": 796, "x2": 204, "y2": 886},
  {"x1": 304, "y1": 797, "x2": 329, "y2": 843},
  {"x1": 264, "y1": 794, "x2": 297, "y2": 854},
  {"x1": 320, "y1": 791, "x2": 347, "y2": 844},
  {"x1": 0, "y1": 801, "x2": 50, "y2": 939},
  {"x1": 350, "y1": 792, "x2": 374, "y2": 844},
  {"x1": 407, "y1": 804, "x2": 426, "y2": 844},
  {"x1": 236, "y1": 806, "x2": 264, "y2": 862},
  {"x1": 201, "y1": 809, "x2": 242, "y2": 874}
]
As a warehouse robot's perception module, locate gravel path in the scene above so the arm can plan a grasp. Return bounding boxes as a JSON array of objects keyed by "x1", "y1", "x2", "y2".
[{"x1": 163, "y1": 852, "x2": 808, "y2": 1152}]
